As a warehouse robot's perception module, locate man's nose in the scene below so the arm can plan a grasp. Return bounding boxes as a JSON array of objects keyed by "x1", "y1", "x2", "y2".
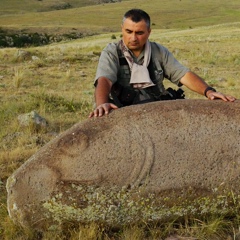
[{"x1": 131, "y1": 33, "x2": 137, "y2": 41}]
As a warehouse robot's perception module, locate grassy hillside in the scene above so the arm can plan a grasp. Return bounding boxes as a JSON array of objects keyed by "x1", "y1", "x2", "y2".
[
  {"x1": 0, "y1": 0, "x2": 239, "y2": 35},
  {"x1": 0, "y1": 0, "x2": 106, "y2": 15},
  {"x1": 1, "y1": 0, "x2": 240, "y2": 239}
]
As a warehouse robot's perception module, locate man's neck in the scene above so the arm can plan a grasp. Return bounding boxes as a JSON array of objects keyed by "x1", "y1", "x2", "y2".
[
  {"x1": 122, "y1": 40, "x2": 145, "y2": 58},
  {"x1": 129, "y1": 45, "x2": 146, "y2": 58},
  {"x1": 131, "y1": 50, "x2": 142, "y2": 58}
]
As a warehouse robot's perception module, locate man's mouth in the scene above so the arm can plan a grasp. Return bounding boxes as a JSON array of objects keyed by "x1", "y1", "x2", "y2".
[{"x1": 129, "y1": 42, "x2": 138, "y2": 46}]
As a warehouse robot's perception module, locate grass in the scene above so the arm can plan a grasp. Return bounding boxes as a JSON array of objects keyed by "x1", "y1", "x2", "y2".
[
  {"x1": 0, "y1": 0, "x2": 240, "y2": 34},
  {"x1": 0, "y1": 0, "x2": 106, "y2": 14},
  {"x1": 0, "y1": 0, "x2": 240, "y2": 239}
]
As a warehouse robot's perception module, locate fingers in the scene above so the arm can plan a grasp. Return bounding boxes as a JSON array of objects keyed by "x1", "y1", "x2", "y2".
[
  {"x1": 110, "y1": 103, "x2": 119, "y2": 110},
  {"x1": 208, "y1": 92, "x2": 227, "y2": 101},
  {"x1": 225, "y1": 95, "x2": 236, "y2": 102},
  {"x1": 207, "y1": 92, "x2": 236, "y2": 102},
  {"x1": 88, "y1": 107, "x2": 104, "y2": 118},
  {"x1": 89, "y1": 103, "x2": 118, "y2": 118}
]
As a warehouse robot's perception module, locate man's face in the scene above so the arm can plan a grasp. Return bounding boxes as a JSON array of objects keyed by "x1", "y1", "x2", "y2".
[{"x1": 121, "y1": 18, "x2": 151, "y2": 56}]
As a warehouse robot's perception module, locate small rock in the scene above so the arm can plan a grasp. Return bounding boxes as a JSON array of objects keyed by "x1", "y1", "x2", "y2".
[{"x1": 17, "y1": 110, "x2": 47, "y2": 127}]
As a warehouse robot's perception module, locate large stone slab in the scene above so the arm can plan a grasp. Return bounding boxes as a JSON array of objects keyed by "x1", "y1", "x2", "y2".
[{"x1": 6, "y1": 99, "x2": 240, "y2": 229}]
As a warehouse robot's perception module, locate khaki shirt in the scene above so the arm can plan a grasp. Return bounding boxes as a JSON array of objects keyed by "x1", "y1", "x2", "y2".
[{"x1": 94, "y1": 41, "x2": 189, "y2": 87}]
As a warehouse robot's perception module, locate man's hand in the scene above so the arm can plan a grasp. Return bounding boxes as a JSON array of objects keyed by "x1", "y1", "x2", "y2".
[
  {"x1": 206, "y1": 91, "x2": 236, "y2": 102},
  {"x1": 89, "y1": 77, "x2": 116, "y2": 117},
  {"x1": 180, "y1": 72, "x2": 236, "y2": 102},
  {"x1": 89, "y1": 103, "x2": 118, "y2": 118}
]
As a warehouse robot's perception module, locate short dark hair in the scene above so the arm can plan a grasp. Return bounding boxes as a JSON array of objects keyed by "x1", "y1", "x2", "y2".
[{"x1": 122, "y1": 9, "x2": 151, "y2": 28}]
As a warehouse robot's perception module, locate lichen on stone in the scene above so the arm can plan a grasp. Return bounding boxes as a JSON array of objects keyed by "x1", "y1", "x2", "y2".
[
  {"x1": 43, "y1": 183, "x2": 158, "y2": 225},
  {"x1": 42, "y1": 183, "x2": 240, "y2": 227}
]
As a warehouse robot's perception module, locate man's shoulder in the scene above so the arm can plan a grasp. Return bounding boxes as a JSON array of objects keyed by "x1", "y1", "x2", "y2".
[{"x1": 103, "y1": 42, "x2": 119, "y2": 53}]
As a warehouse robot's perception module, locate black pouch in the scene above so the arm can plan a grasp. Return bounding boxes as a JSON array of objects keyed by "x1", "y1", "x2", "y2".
[
  {"x1": 160, "y1": 87, "x2": 185, "y2": 100},
  {"x1": 110, "y1": 83, "x2": 139, "y2": 107}
]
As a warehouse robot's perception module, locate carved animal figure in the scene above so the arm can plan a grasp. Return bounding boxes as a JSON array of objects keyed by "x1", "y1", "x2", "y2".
[{"x1": 6, "y1": 99, "x2": 240, "y2": 229}]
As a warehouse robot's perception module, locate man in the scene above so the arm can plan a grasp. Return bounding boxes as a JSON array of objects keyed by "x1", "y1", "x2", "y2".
[{"x1": 89, "y1": 9, "x2": 235, "y2": 118}]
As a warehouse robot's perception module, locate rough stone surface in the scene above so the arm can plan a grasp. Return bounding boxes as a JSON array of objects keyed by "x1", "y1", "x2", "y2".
[{"x1": 6, "y1": 99, "x2": 240, "y2": 229}]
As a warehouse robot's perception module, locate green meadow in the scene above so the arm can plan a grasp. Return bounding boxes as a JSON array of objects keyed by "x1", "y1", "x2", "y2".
[{"x1": 0, "y1": 0, "x2": 240, "y2": 239}]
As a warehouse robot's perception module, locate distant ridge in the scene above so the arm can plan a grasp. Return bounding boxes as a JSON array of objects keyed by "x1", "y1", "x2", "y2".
[
  {"x1": 0, "y1": 0, "x2": 239, "y2": 38},
  {"x1": 0, "y1": 0, "x2": 121, "y2": 15}
]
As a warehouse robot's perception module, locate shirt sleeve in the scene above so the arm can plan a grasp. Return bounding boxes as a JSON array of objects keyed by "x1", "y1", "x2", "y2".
[
  {"x1": 94, "y1": 43, "x2": 119, "y2": 86},
  {"x1": 155, "y1": 43, "x2": 189, "y2": 85}
]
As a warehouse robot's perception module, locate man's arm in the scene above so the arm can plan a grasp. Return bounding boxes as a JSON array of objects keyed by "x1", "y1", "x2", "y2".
[
  {"x1": 180, "y1": 71, "x2": 236, "y2": 102},
  {"x1": 89, "y1": 77, "x2": 118, "y2": 118}
]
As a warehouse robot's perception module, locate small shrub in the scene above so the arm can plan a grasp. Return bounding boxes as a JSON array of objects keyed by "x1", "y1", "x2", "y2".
[{"x1": 111, "y1": 34, "x2": 116, "y2": 39}]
